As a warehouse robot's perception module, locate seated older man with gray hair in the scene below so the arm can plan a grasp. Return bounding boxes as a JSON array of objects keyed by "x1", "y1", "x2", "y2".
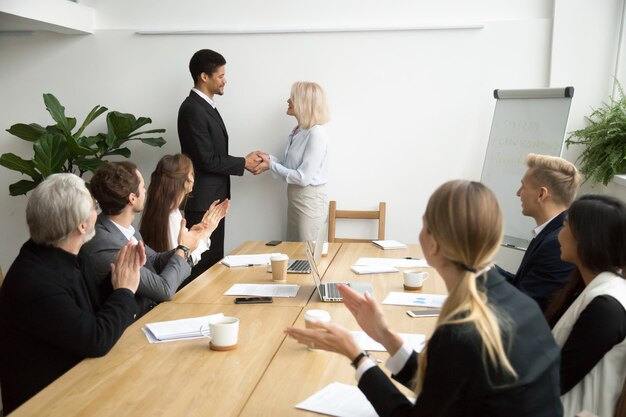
[{"x1": 0, "y1": 173, "x2": 145, "y2": 414}]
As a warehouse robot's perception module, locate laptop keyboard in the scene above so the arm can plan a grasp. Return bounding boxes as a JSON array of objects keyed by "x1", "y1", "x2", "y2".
[
  {"x1": 288, "y1": 259, "x2": 310, "y2": 273},
  {"x1": 320, "y1": 283, "x2": 341, "y2": 300}
]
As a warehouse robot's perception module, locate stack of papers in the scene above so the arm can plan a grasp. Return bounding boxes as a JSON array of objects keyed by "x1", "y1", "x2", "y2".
[
  {"x1": 296, "y1": 383, "x2": 417, "y2": 417},
  {"x1": 352, "y1": 331, "x2": 426, "y2": 352},
  {"x1": 142, "y1": 313, "x2": 223, "y2": 344},
  {"x1": 372, "y1": 240, "x2": 407, "y2": 249},
  {"x1": 295, "y1": 383, "x2": 378, "y2": 417},
  {"x1": 221, "y1": 253, "x2": 277, "y2": 267},
  {"x1": 382, "y1": 292, "x2": 447, "y2": 308},
  {"x1": 350, "y1": 265, "x2": 399, "y2": 275},
  {"x1": 355, "y1": 257, "x2": 429, "y2": 268},
  {"x1": 224, "y1": 284, "x2": 300, "y2": 297}
]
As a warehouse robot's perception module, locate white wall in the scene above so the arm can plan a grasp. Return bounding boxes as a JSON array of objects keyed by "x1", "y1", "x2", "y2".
[{"x1": 1, "y1": 0, "x2": 609, "y2": 275}]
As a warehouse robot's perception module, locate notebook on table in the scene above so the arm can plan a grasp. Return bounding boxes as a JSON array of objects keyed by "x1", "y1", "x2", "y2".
[{"x1": 306, "y1": 241, "x2": 374, "y2": 302}]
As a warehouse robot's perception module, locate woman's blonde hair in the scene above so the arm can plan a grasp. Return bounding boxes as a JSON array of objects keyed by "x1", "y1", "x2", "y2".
[
  {"x1": 290, "y1": 81, "x2": 329, "y2": 129},
  {"x1": 416, "y1": 180, "x2": 517, "y2": 393}
]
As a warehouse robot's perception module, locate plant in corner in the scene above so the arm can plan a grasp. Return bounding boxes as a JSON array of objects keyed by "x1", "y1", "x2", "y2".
[
  {"x1": 566, "y1": 83, "x2": 626, "y2": 186},
  {"x1": 0, "y1": 93, "x2": 166, "y2": 195}
]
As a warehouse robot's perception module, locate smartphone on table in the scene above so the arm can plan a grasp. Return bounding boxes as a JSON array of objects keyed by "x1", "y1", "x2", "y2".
[
  {"x1": 234, "y1": 297, "x2": 273, "y2": 304},
  {"x1": 406, "y1": 309, "x2": 440, "y2": 318},
  {"x1": 265, "y1": 240, "x2": 282, "y2": 246}
]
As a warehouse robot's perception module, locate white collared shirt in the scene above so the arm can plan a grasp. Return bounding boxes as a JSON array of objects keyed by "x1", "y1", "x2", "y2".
[
  {"x1": 268, "y1": 124, "x2": 329, "y2": 186},
  {"x1": 110, "y1": 219, "x2": 138, "y2": 245},
  {"x1": 531, "y1": 213, "x2": 560, "y2": 238},
  {"x1": 191, "y1": 88, "x2": 216, "y2": 109}
]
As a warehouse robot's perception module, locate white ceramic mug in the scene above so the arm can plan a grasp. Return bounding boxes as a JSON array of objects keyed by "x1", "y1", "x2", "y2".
[
  {"x1": 270, "y1": 253, "x2": 289, "y2": 282},
  {"x1": 303, "y1": 309, "x2": 331, "y2": 351},
  {"x1": 209, "y1": 316, "x2": 239, "y2": 351},
  {"x1": 403, "y1": 270, "x2": 430, "y2": 291}
]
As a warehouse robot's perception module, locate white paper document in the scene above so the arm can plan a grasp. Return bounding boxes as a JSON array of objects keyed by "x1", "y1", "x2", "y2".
[
  {"x1": 142, "y1": 313, "x2": 224, "y2": 344},
  {"x1": 372, "y1": 240, "x2": 407, "y2": 249},
  {"x1": 295, "y1": 382, "x2": 378, "y2": 417},
  {"x1": 350, "y1": 265, "x2": 399, "y2": 275},
  {"x1": 355, "y1": 257, "x2": 429, "y2": 268},
  {"x1": 224, "y1": 284, "x2": 300, "y2": 297},
  {"x1": 221, "y1": 253, "x2": 277, "y2": 267},
  {"x1": 382, "y1": 292, "x2": 447, "y2": 308},
  {"x1": 352, "y1": 331, "x2": 426, "y2": 353}
]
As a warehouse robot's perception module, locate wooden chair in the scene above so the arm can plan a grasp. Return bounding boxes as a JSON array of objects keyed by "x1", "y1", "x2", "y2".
[{"x1": 328, "y1": 201, "x2": 386, "y2": 243}]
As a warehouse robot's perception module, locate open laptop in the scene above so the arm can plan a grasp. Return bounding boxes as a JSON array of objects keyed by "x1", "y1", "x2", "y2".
[
  {"x1": 286, "y1": 220, "x2": 327, "y2": 274},
  {"x1": 306, "y1": 240, "x2": 374, "y2": 302}
]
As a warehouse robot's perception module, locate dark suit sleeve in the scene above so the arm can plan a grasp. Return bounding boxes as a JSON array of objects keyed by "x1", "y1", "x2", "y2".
[
  {"x1": 560, "y1": 295, "x2": 626, "y2": 394},
  {"x1": 358, "y1": 325, "x2": 482, "y2": 417},
  {"x1": 15, "y1": 282, "x2": 137, "y2": 358},
  {"x1": 495, "y1": 264, "x2": 515, "y2": 283},
  {"x1": 178, "y1": 101, "x2": 245, "y2": 176},
  {"x1": 514, "y1": 234, "x2": 573, "y2": 311}
]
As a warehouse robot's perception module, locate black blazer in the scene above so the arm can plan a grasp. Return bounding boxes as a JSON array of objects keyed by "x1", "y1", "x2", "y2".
[
  {"x1": 0, "y1": 240, "x2": 137, "y2": 414},
  {"x1": 358, "y1": 270, "x2": 563, "y2": 417},
  {"x1": 499, "y1": 211, "x2": 574, "y2": 311},
  {"x1": 178, "y1": 91, "x2": 245, "y2": 212}
]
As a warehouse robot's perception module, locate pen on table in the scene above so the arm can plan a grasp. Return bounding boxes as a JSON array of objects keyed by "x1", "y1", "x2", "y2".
[{"x1": 405, "y1": 257, "x2": 421, "y2": 260}]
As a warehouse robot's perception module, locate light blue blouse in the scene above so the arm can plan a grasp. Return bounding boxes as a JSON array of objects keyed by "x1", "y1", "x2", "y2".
[{"x1": 269, "y1": 124, "x2": 329, "y2": 186}]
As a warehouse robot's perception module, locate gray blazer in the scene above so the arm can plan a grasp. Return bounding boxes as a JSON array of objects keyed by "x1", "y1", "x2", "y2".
[{"x1": 80, "y1": 214, "x2": 191, "y2": 310}]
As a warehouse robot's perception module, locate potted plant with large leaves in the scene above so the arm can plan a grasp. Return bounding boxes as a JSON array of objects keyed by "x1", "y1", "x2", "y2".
[
  {"x1": 0, "y1": 93, "x2": 166, "y2": 195},
  {"x1": 566, "y1": 84, "x2": 626, "y2": 186}
]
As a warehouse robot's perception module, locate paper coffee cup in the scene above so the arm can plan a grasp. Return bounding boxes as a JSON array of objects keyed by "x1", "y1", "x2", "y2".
[
  {"x1": 403, "y1": 270, "x2": 429, "y2": 291},
  {"x1": 270, "y1": 253, "x2": 289, "y2": 282},
  {"x1": 209, "y1": 316, "x2": 239, "y2": 351},
  {"x1": 304, "y1": 310, "x2": 331, "y2": 351}
]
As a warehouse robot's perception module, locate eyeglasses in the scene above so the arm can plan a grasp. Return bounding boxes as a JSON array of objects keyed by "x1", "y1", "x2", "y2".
[{"x1": 93, "y1": 199, "x2": 100, "y2": 211}]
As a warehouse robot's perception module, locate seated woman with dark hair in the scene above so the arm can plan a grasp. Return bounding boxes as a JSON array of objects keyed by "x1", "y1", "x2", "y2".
[
  {"x1": 286, "y1": 180, "x2": 563, "y2": 416},
  {"x1": 545, "y1": 194, "x2": 626, "y2": 417},
  {"x1": 140, "y1": 154, "x2": 228, "y2": 270}
]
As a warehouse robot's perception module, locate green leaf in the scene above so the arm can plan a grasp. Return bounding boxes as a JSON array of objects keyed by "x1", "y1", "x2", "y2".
[
  {"x1": 74, "y1": 157, "x2": 105, "y2": 173},
  {"x1": 104, "y1": 147, "x2": 131, "y2": 158},
  {"x1": 127, "y1": 128, "x2": 166, "y2": 138},
  {"x1": 6, "y1": 123, "x2": 46, "y2": 142},
  {"x1": 0, "y1": 153, "x2": 41, "y2": 179},
  {"x1": 138, "y1": 137, "x2": 167, "y2": 147},
  {"x1": 66, "y1": 134, "x2": 95, "y2": 157},
  {"x1": 9, "y1": 179, "x2": 39, "y2": 196},
  {"x1": 43, "y1": 93, "x2": 71, "y2": 135},
  {"x1": 75, "y1": 105, "x2": 108, "y2": 137},
  {"x1": 32, "y1": 134, "x2": 69, "y2": 177},
  {"x1": 79, "y1": 134, "x2": 103, "y2": 148}
]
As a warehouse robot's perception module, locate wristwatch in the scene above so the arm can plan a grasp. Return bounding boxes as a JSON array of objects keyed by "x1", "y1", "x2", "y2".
[
  {"x1": 351, "y1": 351, "x2": 372, "y2": 368},
  {"x1": 175, "y1": 244, "x2": 190, "y2": 260}
]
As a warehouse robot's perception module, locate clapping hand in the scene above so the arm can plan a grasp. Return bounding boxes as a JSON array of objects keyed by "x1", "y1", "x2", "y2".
[
  {"x1": 284, "y1": 320, "x2": 362, "y2": 360},
  {"x1": 339, "y1": 284, "x2": 404, "y2": 355},
  {"x1": 192, "y1": 199, "x2": 230, "y2": 238},
  {"x1": 111, "y1": 240, "x2": 146, "y2": 294}
]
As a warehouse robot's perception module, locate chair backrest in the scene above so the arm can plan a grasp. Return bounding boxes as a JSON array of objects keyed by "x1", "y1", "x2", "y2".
[{"x1": 328, "y1": 201, "x2": 386, "y2": 243}]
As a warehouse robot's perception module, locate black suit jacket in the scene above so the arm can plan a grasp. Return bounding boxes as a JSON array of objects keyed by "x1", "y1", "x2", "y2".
[
  {"x1": 0, "y1": 240, "x2": 137, "y2": 413},
  {"x1": 358, "y1": 270, "x2": 563, "y2": 417},
  {"x1": 499, "y1": 211, "x2": 574, "y2": 311},
  {"x1": 178, "y1": 90, "x2": 245, "y2": 212}
]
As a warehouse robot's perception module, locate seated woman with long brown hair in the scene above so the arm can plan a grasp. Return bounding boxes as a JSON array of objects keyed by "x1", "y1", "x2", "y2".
[
  {"x1": 285, "y1": 180, "x2": 562, "y2": 416},
  {"x1": 545, "y1": 195, "x2": 626, "y2": 417},
  {"x1": 140, "y1": 154, "x2": 228, "y2": 273}
]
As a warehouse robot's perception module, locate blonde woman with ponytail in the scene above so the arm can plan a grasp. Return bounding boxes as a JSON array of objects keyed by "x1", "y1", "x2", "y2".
[{"x1": 286, "y1": 180, "x2": 562, "y2": 416}]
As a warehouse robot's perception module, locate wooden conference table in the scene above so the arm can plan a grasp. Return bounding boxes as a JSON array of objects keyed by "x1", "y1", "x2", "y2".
[{"x1": 12, "y1": 242, "x2": 446, "y2": 417}]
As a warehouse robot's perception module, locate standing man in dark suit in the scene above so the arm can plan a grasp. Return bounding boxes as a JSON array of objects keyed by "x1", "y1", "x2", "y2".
[
  {"x1": 497, "y1": 153, "x2": 581, "y2": 311},
  {"x1": 178, "y1": 49, "x2": 262, "y2": 277}
]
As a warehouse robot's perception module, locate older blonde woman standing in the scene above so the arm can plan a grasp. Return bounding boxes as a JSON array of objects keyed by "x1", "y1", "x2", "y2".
[{"x1": 256, "y1": 81, "x2": 330, "y2": 242}]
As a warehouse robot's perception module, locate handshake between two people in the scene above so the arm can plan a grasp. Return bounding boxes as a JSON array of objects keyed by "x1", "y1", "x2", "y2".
[{"x1": 245, "y1": 151, "x2": 271, "y2": 176}]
